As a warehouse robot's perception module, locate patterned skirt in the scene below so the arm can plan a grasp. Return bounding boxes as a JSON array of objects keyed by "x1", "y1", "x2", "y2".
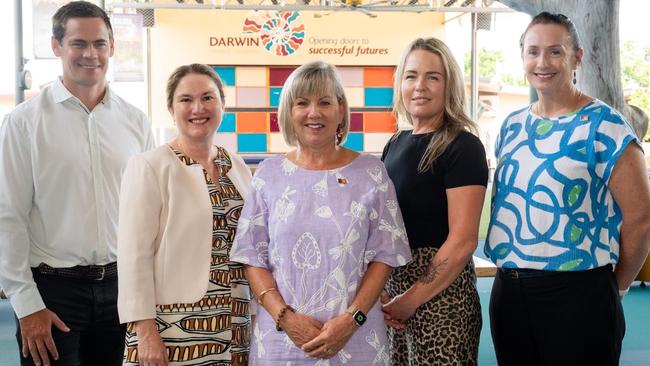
[
  {"x1": 385, "y1": 247, "x2": 481, "y2": 366},
  {"x1": 123, "y1": 259, "x2": 251, "y2": 366}
]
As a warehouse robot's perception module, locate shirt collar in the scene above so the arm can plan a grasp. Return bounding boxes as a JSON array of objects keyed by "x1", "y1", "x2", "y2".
[{"x1": 51, "y1": 77, "x2": 112, "y2": 106}]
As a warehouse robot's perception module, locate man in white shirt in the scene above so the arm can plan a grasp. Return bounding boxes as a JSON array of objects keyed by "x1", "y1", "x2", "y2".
[{"x1": 0, "y1": 2, "x2": 155, "y2": 365}]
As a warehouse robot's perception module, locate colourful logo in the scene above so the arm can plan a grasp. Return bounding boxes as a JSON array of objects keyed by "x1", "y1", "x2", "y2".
[{"x1": 243, "y1": 11, "x2": 305, "y2": 56}]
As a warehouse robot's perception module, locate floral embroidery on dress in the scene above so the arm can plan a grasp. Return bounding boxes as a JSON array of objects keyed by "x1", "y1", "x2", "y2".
[{"x1": 230, "y1": 154, "x2": 412, "y2": 365}]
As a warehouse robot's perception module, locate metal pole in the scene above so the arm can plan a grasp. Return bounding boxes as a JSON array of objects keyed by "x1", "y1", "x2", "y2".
[
  {"x1": 470, "y1": 12, "x2": 478, "y2": 122},
  {"x1": 14, "y1": 0, "x2": 24, "y2": 105}
]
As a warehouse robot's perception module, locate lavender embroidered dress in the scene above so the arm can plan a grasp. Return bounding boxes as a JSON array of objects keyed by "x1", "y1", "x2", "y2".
[{"x1": 231, "y1": 154, "x2": 411, "y2": 365}]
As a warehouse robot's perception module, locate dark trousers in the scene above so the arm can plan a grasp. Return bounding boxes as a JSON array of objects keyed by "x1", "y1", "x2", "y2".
[
  {"x1": 15, "y1": 269, "x2": 126, "y2": 366},
  {"x1": 489, "y1": 265, "x2": 625, "y2": 366}
]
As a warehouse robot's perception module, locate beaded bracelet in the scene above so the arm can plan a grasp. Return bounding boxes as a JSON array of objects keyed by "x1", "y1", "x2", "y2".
[
  {"x1": 275, "y1": 305, "x2": 295, "y2": 331},
  {"x1": 257, "y1": 287, "x2": 277, "y2": 305}
]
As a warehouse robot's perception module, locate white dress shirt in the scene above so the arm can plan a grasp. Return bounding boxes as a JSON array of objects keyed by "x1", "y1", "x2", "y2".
[{"x1": 0, "y1": 78, "x2": 155, "y2": 318}]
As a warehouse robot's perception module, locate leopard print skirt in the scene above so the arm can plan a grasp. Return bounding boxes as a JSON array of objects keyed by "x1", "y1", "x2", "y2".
[{"x1": 386, "y1": 247, "x2": 481, "y2": 366}]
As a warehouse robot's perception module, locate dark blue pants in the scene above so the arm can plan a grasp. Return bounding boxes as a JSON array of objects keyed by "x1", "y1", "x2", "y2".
[
  {"x1": 15, "y1": 269, "x2": 126, "y2": 366},
  {"x1": 489, "y1": 265, "x2": 625, "y2": 366}
]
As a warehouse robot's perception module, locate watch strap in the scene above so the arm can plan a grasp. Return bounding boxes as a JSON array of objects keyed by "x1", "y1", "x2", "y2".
[{"x1": 345, "y1": 305, "x2": 366, "y2": 326}]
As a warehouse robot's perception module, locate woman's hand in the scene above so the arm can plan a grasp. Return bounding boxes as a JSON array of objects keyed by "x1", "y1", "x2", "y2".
[
  {"x1": 302, "y1": 314, "x2": 357, "y2": 359},
  {"x1": 382, "y1": 292, "x2": 418, "y2": 329},
  {"x1": 280, "y1": 311, "x2": 323, "y2": 348},
  {"x1": 134, "y1": 320, "x2": 169, "y2": 366},
  {"x1": 380, "y1": 290, "x2": 405, "y2": 329}
]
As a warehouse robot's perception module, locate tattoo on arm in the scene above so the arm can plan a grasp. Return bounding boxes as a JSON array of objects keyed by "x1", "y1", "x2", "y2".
[{"x1": 418, "y1": 258, "x2": 449, "y2": 284}]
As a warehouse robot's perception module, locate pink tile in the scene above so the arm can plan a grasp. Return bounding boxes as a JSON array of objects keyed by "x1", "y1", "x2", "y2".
[
  {"x1": 337, "y1": 67, "x2": 364, "y2": 87},
  {"x1": 350, "y1": 113, "x2": 363, "y2": 132},
  {"x1": 236, "y1": 87, "x2": 267, "y2": 107},
  {"x1": 270, "y1": 113, "x2": 280, "y2": 132},
  {"x1": 269, "y1": 67, "x2": 296, "y2": 87}
]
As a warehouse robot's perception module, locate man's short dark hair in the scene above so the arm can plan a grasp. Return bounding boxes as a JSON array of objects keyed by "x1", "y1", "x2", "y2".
[{"x1": 52, "y1": 1, "x2": 113, "y2": 44}]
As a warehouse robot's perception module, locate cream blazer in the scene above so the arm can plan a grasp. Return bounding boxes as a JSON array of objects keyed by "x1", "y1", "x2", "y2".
[{"x1": 117, "y1": 145, "x2": 252, "y2": 323}]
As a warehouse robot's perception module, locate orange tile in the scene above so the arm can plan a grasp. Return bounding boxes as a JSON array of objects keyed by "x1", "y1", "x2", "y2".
[
  {"x1": 364, "y1": 112, "x2": 396, "y2": 133},
  {"x1": 237, "y1": 112, "x2": 267, "y2": 133},
  {"x1": 364, "y1": 67, "x2": 395, "y2": 87}
]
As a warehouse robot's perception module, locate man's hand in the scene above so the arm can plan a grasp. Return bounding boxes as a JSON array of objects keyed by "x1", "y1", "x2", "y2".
[{"x1": 19, "y1": 309, "x2": 70, "y2": 366}]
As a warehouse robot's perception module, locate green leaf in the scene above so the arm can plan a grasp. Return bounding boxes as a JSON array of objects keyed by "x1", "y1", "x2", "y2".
[
  {"x1": 570, "y1": 225, "x2": 582, "y2": 242},
  {"x1": 536, "y1": 119, "x2": 553, "y2": 135},
  {"x1": 567, "y1": 185, "x2": 582, "y2": 206},
  {"x1": 558, "y1": 259, "x2": 583, "y2": 271}
]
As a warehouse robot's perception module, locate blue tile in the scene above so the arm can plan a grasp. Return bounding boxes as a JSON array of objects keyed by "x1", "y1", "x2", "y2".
[
  {"x1": 213, "y1": 66, "x2": 236, "y2": 86},
  {"x1": 270, "y1": 87, "x2": 282, "y2": 107},
  {"x1": 218, "y1": 113, "x2": 236, "y2": 132},
  {"x1": 364, "y1": 87, "x2": 394, "y2": 107},
  {"x1": 238, "y1": 133, "x2": 267, "y2": 153},
  {"x1": 341, "y1": 132, "x2": 363, "y2": 151}
]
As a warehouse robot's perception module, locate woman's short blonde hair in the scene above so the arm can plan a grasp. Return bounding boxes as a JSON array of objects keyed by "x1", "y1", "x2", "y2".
[{"x1": 277, "y1": 61, "x2": 350, "y2": 147}]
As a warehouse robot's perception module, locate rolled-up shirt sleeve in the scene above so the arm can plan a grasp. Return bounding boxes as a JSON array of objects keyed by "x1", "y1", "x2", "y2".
[
  {"x1": 0, "y1": 114, "x2": 45, "y2": 318},
  {"x1": 117, "y1": 154, "x2": 162, "y2": 323}
]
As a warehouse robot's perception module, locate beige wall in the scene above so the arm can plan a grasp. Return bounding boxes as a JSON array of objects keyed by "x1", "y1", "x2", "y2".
[
  {"x1": 476, "y1": 87, "x2": 529, "y2": 165},
  {"x1": 149, "y1": 9, "x2": 444, "y2": 127}
]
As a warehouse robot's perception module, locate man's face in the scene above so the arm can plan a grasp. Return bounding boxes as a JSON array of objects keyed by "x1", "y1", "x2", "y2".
[{"x1": 52, "y1": 17, "x2": 114, "y2": 90}]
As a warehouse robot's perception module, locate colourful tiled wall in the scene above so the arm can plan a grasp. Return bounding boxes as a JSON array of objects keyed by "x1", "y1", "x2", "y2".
[{"x1": 212, "y1": 65, "x2": 396, "y2": 155}]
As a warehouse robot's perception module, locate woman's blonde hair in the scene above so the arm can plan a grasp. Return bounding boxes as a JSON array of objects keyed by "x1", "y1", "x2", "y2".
[
  {"x1": 393, "y1": 37, "x2": 478, "y2": 173},
  {"x1": 277, "y1": 61, "x2": 350, "y2": 147}
]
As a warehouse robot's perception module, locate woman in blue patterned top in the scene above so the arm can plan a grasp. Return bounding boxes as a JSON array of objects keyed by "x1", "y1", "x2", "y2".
[{"x1": 485, "y1": 12, "x2": 650, "y2": 366}]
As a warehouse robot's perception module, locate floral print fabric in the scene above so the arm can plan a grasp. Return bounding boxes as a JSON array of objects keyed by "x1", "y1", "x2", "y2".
[{"x1": 231, "y1": 154, "x2": 411, "y2": 365}]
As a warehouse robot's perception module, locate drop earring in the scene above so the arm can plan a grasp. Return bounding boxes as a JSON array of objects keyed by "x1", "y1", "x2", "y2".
[
  {"x1": 335, "y1": 124, "x2": 343, "y2": 145},
  {"x1": 573, "y1": 71, "x2": 577, "y2": 85}
]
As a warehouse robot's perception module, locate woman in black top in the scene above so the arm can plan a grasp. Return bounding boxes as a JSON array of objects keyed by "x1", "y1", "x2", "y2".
[{"x1": 381, "y1": 37, "x2": 488, "y2": 365}]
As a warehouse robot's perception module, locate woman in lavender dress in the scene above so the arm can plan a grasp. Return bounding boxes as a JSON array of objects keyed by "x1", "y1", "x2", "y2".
[{"x1": 230, "y1": 61, "x2": 412, "y2": 365}]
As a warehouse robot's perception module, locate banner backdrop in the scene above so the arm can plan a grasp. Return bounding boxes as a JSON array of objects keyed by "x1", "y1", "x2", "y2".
[{"x1": 150, "y1": 9, "x2": 444, "y2": 128}]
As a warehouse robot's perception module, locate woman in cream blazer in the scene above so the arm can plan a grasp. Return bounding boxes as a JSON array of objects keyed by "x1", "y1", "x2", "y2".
[{"x1": 117, "y1": 64, "x2": 252, "y2": 366}]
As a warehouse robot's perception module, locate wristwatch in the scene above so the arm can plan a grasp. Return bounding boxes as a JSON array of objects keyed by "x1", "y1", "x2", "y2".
[{"x1": 345, "y1": 305, "x2": 367, "y2": 327}]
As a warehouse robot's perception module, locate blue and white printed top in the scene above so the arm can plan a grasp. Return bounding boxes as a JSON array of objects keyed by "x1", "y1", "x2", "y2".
[{"x1": 485, "y1": 100, "x2": 639, "y2": 271}]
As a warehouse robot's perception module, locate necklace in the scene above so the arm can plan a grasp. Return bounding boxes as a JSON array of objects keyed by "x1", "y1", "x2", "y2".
[{"x1": 533, "y1": 90, "x2": 584, "y2": 117}]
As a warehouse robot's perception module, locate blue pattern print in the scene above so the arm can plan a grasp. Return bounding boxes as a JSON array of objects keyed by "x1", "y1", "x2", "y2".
[{"x1": 485, "y1": 100, "x2": 638, "y2": 271}]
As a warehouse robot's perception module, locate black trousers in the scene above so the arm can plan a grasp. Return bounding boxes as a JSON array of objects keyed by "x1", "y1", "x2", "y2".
[
  {"x1": 489, "y1": 265, "x2": 625, "y2": 366},
  {"x1": 15, "y1": 269, "x2": 126, "y2": 366}
]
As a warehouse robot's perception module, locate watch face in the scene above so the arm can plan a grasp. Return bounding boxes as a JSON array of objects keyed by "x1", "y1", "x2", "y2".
[{"x1": 353, "y1": 310, "x2": 367, "y2": 326}]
